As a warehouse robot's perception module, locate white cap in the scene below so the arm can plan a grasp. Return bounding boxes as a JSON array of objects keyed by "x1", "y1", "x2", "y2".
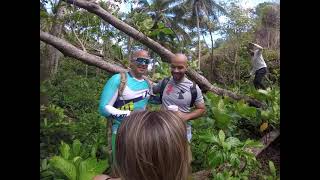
[{"x1": 168, "y1": 105, "x2": 179, "y2": 112}]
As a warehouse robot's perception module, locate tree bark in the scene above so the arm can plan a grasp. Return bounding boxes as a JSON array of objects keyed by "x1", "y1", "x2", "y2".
[
  {"x1": 196, "y1": 6, "x2": 201, "y2": 71},
  {"x1": 209, "y1": 29, "x2": 225, "y2": 86},
  {"x1": 50, "y1": 0, "x2": 265, "y2": 108},
  {"x1": 233, "y1": 51, "x2": 238, "y2": 84},
  {"x1": 127, "y1": 36, "x2": 132, "y2": 60},
  {"x1": 40, "y1": 30, "x2": 127, "y2": 73},
  {"x1": 46, "y1": 0, "x2": 67, "y2": 77},
  {"x1": 184, "y1": 68, "x2": 264, "y2": 107}
]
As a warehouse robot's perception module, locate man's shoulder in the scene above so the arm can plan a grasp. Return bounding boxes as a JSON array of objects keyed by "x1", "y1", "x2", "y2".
[
  {"x1": 160, "y1": 76, "x2": 172, "y2": 85},
  {"x1": 111, "y1": 73, "x2": 121, "y2": 78},
  {"x1": 107, "y1": 73, "x2": 121, "y2": 83},
  {"x1": 182, "y1": 77, "x2": 196, "y2": 86}
]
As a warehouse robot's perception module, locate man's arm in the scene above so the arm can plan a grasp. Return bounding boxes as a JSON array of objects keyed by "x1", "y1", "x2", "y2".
[
  {"x1": 93, "y1": 175, "x2": 120, "y2": 180},
  {"x1": 250, "y1": 42, "x2": 263, "y2": 50},
  {"x1": 178, "y1": 102, "x2": 206, "y2": 122},
  {"x1": 99, "y1": 74, "x2": 130, "y2": 118},
  {"x1": 178, "y1": 85, "x2": 206, "y2": 122}
]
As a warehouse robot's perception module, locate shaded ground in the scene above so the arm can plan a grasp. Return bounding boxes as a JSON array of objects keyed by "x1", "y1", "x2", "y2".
[{"x1": 257, "y1": 136, "x2": 280, "y2": 176}]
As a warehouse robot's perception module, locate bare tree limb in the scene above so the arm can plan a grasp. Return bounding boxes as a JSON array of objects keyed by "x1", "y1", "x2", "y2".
[{"x1": 40, "y1": 30, "x2": 127, "y2": 73}]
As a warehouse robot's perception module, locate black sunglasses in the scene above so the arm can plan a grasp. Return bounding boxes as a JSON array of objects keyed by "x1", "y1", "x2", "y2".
[{"x1": 135, "y1": 57, "x2": 151, "y2": 65}]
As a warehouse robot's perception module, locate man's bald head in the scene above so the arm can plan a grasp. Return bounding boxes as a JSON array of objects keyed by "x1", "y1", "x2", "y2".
[
  {"x1": 170, "y1": 53, "x2": 188, "y2": 82},
  {"x1": 132, "y1": 50, "x2": 150, "y2": 60},
  {"x1": 172, "y1": 53, "x2": 188, "y2": 66}
]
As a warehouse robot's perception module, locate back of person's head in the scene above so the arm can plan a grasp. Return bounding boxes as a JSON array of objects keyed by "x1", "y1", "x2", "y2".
[{"x1": 115, "y1": 110, "x2": 189, "y2": 180}]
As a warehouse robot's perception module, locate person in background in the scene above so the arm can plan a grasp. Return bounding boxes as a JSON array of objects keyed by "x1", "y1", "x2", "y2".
[{"x1": 247, "y1": 42, "x2": 268, "y2": 90}]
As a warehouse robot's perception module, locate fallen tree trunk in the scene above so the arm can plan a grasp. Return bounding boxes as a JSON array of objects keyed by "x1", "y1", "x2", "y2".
[
  {"x1": 252, "y1": 129, "x2": 280, "y2": 156},
  {"x1": 185, "y1": 68, "x2": 264, "y2": 107},
  {"x1": 61, "y1": 0, "x2": 264, "y2": 108},
  {"x1": 40, "y1": 30, "x2": 127, "y2": 73}
]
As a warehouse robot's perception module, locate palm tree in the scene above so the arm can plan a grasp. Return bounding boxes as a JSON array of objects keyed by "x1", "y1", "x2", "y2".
[
  {"x1": 184, "y1": 0, "x2": 226, "y2": 70},
  {"x1": 136, "y1": 0, "x2": 192, "y2": 52}
]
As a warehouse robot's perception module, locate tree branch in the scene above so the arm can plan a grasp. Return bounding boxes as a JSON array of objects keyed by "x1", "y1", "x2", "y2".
[{"x1": 40, "y1": 30, "x2": 127, "y2": 73}]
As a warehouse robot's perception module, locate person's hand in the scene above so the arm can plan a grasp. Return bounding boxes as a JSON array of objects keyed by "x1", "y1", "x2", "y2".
[
  {"x1": 125, "y1": 110, "x2": 131, "y2": 116},
  {"x1": 93, "y1": 174, "x2": 110, "y2": 180},
  {"x1": 177, "y1": 111, "x2": 190, "y2": 122}
]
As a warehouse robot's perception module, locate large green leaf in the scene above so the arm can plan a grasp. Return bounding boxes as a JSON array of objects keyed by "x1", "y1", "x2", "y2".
[
  {"x1": 222, "y1": 141, "x2": 231, "y2": 151},
  {"x1": 226, "y1": 137, "x2": 241, "y2": 148},
  {"x1": 230, "y1": 153, "x2": 240, "y2": 167},
  {"x1": 78, "y1": 158, "x2": 97, "y2": 180},
  {"x1": 261, "y1": 110, "x2": 271, "y2": 119},
  {"x1": 218, "y1": 130, "x2": 225, "y2": 143},
  {"x1": 198, "y1": 133, "x2": 214, "y2": 143},
  {"x1": 208, "y1": 151, "x2": 223, "y2": 168},
  {"x1": 72, "y1": 139, "x2": 81, "y2": 157},
  {"x1": 217, "y1": 99, "x2": 225, "y2": 112},
  {"x1": 205, "y1": 92, "x2": 220, "y2": 104},
  {"x1": 214, "y1": 110, "x2": 232, "y2": 129},
  {"x1": 41, "y1": 159, "x2": 48, "y2": 170},
  {"x1": 269, "y1": 161, "x2": 276, "y2": 176},
  {"x1": 95, "y1": 159, "x2": 109, "y2": 174},
  {"x1": 229, "y1": 112, "x2": 242, "y2": 120},
  {"x1": 73, "y1": 156, "x2": 83, "y2": 169},
  {"x1": 50, "y1": 156, "x2": 77, "y2": 180},
  {"x1": 91, "y1": 146, "x2": 97, "y2": 158},
  {"x1": 243, "y1": 139, "x2": 263, "y2": 148},
  {"x1": 236, "y1": 101, "x2": 257, "y2": 119},
  {"x1": 59, "y1": 141, "x2": 71, "y2": 160},
  {"x1": 211, "y1": 135, "x2": 219, "y2": 144},
  {"x1": 78, "y1": 158, "x2": 108, "y2": 180},
  {"x1": 40, "y1": 170, "x2": 55, "y2": 179}
]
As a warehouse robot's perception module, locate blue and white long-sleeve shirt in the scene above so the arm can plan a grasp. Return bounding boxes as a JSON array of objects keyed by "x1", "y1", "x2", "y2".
[{"x1": 99, "y1": 72, "x2": 150, "y2": 133}]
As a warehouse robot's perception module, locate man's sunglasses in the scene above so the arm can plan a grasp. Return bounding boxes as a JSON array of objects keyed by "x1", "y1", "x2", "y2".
[{"x1": 134, "y1": 57, "x2": 151, "y2": 65}]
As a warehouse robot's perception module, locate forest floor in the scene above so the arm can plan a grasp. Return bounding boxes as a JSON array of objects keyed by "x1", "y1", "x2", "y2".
[{"x1": 257, "y1": 136, "x2": 280, "y2": 176}]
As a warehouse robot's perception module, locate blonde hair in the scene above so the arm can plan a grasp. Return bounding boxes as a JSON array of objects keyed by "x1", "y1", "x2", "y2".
[{"x1": 114, "y1": 110, "x2": 189, "y2": 180}]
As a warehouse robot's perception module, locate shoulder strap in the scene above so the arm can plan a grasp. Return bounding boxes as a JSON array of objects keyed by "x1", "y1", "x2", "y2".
[
  {"x1": 142, "y1": 76, "x2": 152, "y2": 94},
  {"x1": 118, "y1": 72, "x2": 127, "y2": 97},
  {"x1": 159, "y1": 77, "x2": 170, "y2": 103},
  {"x1": 190, "y1": 81, "x2": 197, "y2": 107}
]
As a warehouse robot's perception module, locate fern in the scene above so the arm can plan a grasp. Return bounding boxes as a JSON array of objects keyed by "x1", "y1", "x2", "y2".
[{"x1": 50, "y1": 156, "x2": 77, "y2": 180}]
